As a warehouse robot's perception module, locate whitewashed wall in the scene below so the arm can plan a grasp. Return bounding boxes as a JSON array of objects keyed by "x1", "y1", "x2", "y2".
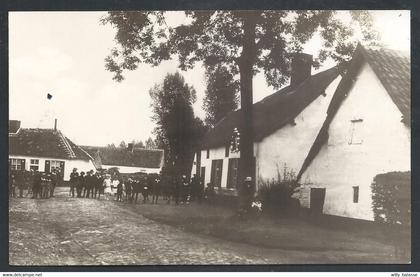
[
  {"x1": 65, "y1": 160, "x2": 96, "y2": 180},
  {"x1": 8, "y1": 155, "x2": 96, "y2": 181},
  {"x1": 191, "y1": 76, "x2": 342, "y2": 189},
  {"x1": 300, "y1": 63, "x2": 411, "y2": 220},
  {"x1": 101, "y1": 164, "x2": 161, "y2": 174},
  {"x1": 256, "y1": 76, "x2": 342, "y2": 189},
  {"x1": 192, "y1": 144, "x2": 260, "y2": 187}
]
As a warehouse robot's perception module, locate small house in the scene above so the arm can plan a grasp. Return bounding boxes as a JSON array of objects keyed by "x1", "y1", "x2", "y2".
[
  {"x1": 9, "y1": 119, "x2": 96, "y2": 181},
  {"x1": 81, "y1": 144, "x2": 164, "y2": 174}
]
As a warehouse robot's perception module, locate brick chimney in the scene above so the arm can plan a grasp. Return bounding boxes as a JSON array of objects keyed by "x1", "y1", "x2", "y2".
[
  {"x1": 290, "y1": 53, "x2": 313, "y2": 87},
  {"x1": 9, "y1": 120, "x2": 21, "y2": 134},
  {"x1": 54, "y1": 118, "x2": 57, "y2": 131},
  {"x1": 127, "y1": 143, "x2": 134, "y2": 152}
]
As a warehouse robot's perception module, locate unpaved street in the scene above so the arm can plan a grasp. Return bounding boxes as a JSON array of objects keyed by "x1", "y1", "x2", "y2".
[{"x1": 9, "y1": 188, "x2": 395, "y2": 265}]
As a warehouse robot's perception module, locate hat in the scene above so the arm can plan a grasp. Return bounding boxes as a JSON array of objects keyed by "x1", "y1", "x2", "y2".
[{"x1": 244, "y1": 176, "x2": 252, "y2": 182}]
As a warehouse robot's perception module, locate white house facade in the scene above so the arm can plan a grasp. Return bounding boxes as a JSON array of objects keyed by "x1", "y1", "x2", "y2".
[
  {"x1": 191, "y1": 53, "x2": 342, "y2": 192},
  {"x1": 297, "y1": 45, "x2": 410, "y2": 221},
  {"x1": 82, "y1": 145, "x2": 164, "y2": 175}
]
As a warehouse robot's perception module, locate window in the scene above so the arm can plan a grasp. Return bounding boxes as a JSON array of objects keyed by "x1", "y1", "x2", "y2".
[
  {"x1": 349, "y1": 119, "x2": 363, "y2": 145},
  {"x1": 45, "y1": 160, "x2": 64, "y2": 173},
  {"x1": 30, "y1": 159, "x2": 39, "y2": 171},
  {"x1": 353, "y1": 186, "x2": 359, "y2": 203},
  {"x1": 225, "y1": 144, "x2": 230, "y2": 157},
  {"x1": 50, "y1": 160, "x2": 62, "y2": 171},
  {"x1": 206, "y1": 149, "x2": 210, "y2": 159},
  {"x1": 10, "y1": 159, "x2": 25, "y2": 171}
]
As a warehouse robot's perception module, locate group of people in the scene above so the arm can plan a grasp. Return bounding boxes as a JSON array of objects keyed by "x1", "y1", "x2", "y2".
[
  {"x1": 9, "y1": 167, "x2": 218, "y2": 205},
  {"x1": 68, "y1": 168, "x2": 217, "y2": 205},
  {"x1": 9, "y1": 168, "x2": 61, "y2": 199}
]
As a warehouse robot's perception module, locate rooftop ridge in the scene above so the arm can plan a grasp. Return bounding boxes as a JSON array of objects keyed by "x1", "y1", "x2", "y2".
[{"x1": 57, "y1": 131, "x2": 76, "y2": 159}]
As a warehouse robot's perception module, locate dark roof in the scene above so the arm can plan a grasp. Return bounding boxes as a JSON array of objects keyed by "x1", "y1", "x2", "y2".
[
  {"x1": 297, "y1": 44, "x2": 410, "y2": 181},
  {"x1": 81, "y1": 146, "x2": 164, "y2": 169},
  {"x1": 9, "y1": 128, "x2": 91, "y2": 161},
  {"x1": 200, "y1": 66, "x2": 340, "y2": 148},
  {"x1": 360, "y1": 46, "x2": 410, "y2": 125}
]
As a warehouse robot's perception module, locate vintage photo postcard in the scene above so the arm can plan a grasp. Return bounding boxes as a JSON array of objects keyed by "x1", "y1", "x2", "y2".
[{"x1": 8, "y1": 10, "x2": 410, "y2": 265}]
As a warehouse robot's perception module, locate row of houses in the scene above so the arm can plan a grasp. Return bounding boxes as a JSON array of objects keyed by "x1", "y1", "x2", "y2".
[
  {"x1": 8, "y1": 120, "x2": 164, "y2": 181},
  {"x1": 9, "y1": 44, "x2": 410, "y2": 222},
  {"x1": 191, "y1": 44, "x2": 410, "y2": 221}
]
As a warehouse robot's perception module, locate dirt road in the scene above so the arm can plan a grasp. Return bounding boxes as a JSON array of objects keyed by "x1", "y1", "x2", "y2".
[{"x1": 9, "y1": 187, "x2": 396, "y2": 265}]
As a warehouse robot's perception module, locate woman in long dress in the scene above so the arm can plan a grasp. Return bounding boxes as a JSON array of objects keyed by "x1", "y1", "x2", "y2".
[{"x1": 103, "y1": 175, "x2": 113, "y2": 200}]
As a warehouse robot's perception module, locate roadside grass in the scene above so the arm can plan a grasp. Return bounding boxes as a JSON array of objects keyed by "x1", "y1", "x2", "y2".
[{"x1": 121, "y1": 200, "x2": 403, "y2": 258}]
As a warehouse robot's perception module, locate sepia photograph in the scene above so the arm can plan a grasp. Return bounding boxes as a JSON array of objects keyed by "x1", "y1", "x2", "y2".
[{"x1": 8, "y1": 10, "x2": 410, "y2": 266}]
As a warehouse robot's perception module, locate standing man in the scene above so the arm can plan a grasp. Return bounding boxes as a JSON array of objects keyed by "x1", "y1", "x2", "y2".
[
  {"x1": 50, "y1": 169, "x2": 58, "y2": 198},
  {"x1": 69, "y1": 168, "x2": 79, "y2": 198},
  {"x1": 151, "y1": 174, "x2": 161, "y2": 204},
  {"x1": 9, "y1": 171, "x2": 16, "y2": 198},
  {"x1": 31, "y1": 171, "x2": 41, "y2": 199},
  {"x1": 190, "y1": 174, "x2": 199, "y2": 202},
  {"x1": 240, "y1": 176, "x2": 254, "y2": 214},
  {"x1": 181, "y1": 175, "x2": 190, "y2": 204},
  {"x1": 173, "y1": 175, "x2": 180, "y2": 205}
]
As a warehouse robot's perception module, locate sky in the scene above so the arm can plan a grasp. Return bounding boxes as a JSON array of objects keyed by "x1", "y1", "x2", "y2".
[{"x1": 9, "y1": 11, "x2": 410, "y2": 147}]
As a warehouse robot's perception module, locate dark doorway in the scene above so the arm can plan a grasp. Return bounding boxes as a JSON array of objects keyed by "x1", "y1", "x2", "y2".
[
  {"x1": 310, "y1": 188, "x2": 326, "y2": 214},
  {"x1": 210, "y1": 159, "x2": 223, "y2": 188},
  {"x1": 227, "y1": 158, "x2": 239, "y2": 189},
  {"x1": 200, "y1": 167, "x2": 205, "y2": 185}
]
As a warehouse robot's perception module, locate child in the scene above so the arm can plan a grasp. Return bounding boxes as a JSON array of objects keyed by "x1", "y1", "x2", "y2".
[{"x1": 116, "y1": 181, "x2": 123, "y2": 202}]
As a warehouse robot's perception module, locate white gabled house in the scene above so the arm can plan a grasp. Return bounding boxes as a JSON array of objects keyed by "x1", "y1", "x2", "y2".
[
  {"x1": 81, "y1": 144, "x2": 164, "y2": 174},
  {"x1": 191, "y1": 53, "x2": 343, "y2": 194},
  {"x1": 8, "y1": 119, "x2": 96, "y2": 181},
  {"x1": 296, "y1": 44, "x2": 410, "y2": 221}
]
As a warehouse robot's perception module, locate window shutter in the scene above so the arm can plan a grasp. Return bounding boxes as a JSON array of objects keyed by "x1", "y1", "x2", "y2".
[
  {"x1": 45, "y1": 160, "x2": 50, "y2": 173},
  {"x1": 20, "y1": 159, "x2": 26, "y2": 171}
]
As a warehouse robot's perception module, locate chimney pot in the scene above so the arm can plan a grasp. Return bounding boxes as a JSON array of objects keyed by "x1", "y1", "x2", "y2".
[
  {"x1": 290, "y1": 53, "x2": 313, "y2": 87},
  {"x1": 9, "y1": 120, "x2": 21, "y2": 134},
  {"x1": 127, "y1": 143, "x2": 134, "y2": 152}
]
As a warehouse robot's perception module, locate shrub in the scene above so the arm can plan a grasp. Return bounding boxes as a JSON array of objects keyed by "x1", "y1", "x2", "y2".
[
  {"x1": 258, "y1": 165, "x2": 300, "y2": 216},
  {"x1": 371, "y1": 171, "x2": 410, "y2": 226}
]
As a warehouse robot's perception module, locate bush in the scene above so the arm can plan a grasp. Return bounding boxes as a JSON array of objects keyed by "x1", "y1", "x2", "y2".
[
  {"x1": 371, "y1": 171, "x2": 410, "y2": 226},
  {"x1": 258, "y1": 179, "x2": 300, "y2": 217}
]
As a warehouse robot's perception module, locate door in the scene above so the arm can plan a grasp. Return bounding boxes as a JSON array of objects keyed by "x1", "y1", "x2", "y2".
[
  {"x1": 59, "y1": 161, "x2": 65, "y2": 182},
  {"x1": 45, "y1": 160, "x2": 50, "y2": 173},
  {"x1": 196, "y1": 151, "x2": 201, "y2": 176},
  {"x1": 210, "y1": 159, "x2": 223, "y2": 188},
  {"x1": 200, "y1": 167, "x2": 205, "y2": 185},
  {"x1": 227, "y1": 158, "x2": 239, "y2": 189},
  {"x1": 310, "y1": 188, "x2": 326, "y2": 214}
]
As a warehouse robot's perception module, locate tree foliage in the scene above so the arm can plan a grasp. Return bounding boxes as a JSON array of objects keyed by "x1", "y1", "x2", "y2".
[
  {"x1": 119, "y1": 140, "x2": 127, "y2": 148},
  {"x1": 102, "y1": 10, "x2": 379, "y2": 212},
  {"x1": 149, "y1": 72, "x2": 205, "y2": 175},
  {"x1": 203, "y1": 65, "x2": 238, "y2": 127},
  {"x1": 145, "y1": 137, "x2": 157, "y2": 149}
]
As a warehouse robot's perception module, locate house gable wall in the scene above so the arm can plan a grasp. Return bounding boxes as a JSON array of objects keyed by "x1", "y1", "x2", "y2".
[
  {"x1": 300, "y1": 63, "x2": 411, "y2": 220},
  {"x1": 256, "y1": 76, "x2": 341, "y2": 187}
]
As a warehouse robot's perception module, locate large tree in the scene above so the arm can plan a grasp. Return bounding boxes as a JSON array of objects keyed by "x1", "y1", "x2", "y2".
[
  {"x1": 149, "y1": 72, "x2": 201, "y2": 175},
  {"x1": 101, "y1": 10, "x2": 378, "y2": 212},
  {"x1": 203, "y1": 65, "x2": 238, "y2": 127}
]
